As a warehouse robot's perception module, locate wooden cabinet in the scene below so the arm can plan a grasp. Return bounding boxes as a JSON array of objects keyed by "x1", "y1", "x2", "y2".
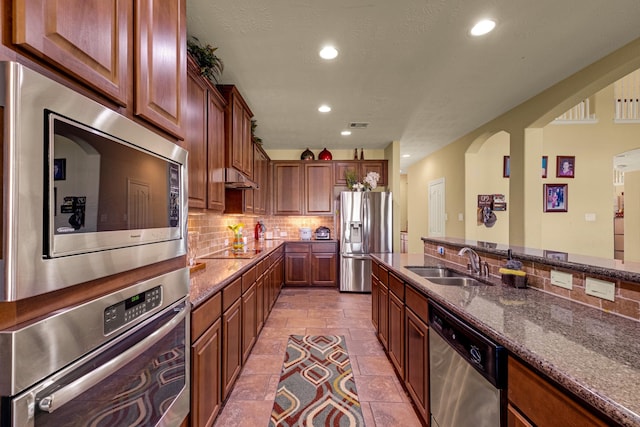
[
  {"x1": 285, "y1": 242, "x2": 338, "y2": 287},
  {"x1": 241, "y1": 282, "x2": 257, "y2": 363},
  {"x1": 378, "y1": 265, "x2": 389, "y2": 350},
  {"x1": 186, "y1": 55, "x2": 226, "y2": 211},
  {"x1": 404, "y1": 286, "x2": 430, "y2": 425},
  {"x1": 273, "y1": 162, "x2": 304, "y2": 215},
  {"x1": 284, "y1": 243, "x2": 310, "y2": 285},
  {"x1": 13, "y1": 0, "x2": 130, "y2": 104},
  {"x1": 334, "y1": 160, "x2": 388, "y2": 187},
  {"x1": 304, "y1": 163, "x2": 334, "y2": 215},
  {"x1": 387, "y1": 273, "x2": 405, "y2": 379},
  {"x1": 13, "y1": 0, "x2": 186, "y2": 139},
  {"x1": 218, "y1": 85, "x2": 254, "y2": 178},
  {"x1": 371, "y1": 261, "x2": 380, "y2": 330},
  {"x1": 272, "y1": 161, "x2": 334, "y2": 216},
  {"x1": 134, "y1": 0, "x2": 186, "y2": 138},
  {"x1": 253, "y1": 144, "x2": 269, "y2": 215},
  {"x1": 221, "y1": 278, "x2": 242, "y2": 400},
  {"x1": 508, "y1": 356, "x2": 610, "y2": 427},
  {"x1": 191, "y1": 292, "x2": 222, "y2": 427}
]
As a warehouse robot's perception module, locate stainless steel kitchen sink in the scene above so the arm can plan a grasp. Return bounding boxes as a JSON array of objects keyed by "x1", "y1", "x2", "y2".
[
  {"x1": 425, "y1": 277, "x2": 482, "y2": 287},
  {"x1": 404, "y1": 266, "x2": 462, "y2": 277}
]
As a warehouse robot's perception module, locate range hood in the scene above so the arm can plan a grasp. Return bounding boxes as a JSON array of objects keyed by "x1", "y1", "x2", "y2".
[{"x1": 224, "y1": 168, "x2": 258, "y2": 190}]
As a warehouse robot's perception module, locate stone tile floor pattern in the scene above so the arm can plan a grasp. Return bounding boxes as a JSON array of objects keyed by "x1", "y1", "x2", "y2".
[{"x1": 213, "y1": 287, "x2": 423, "y2": 426}]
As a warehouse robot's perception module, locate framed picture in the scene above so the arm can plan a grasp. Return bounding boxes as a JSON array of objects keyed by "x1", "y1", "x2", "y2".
[
  {"x1": 54, "y1": 158, "x2": 66, "y2": 181},
  {"x1": 542, "y1": 156, "x2": 548, "y2": 178},
  {"x1": 556, "y1": 155, "x2": 575, "y2": 178},
  {"x1": 503, "y1": 156, "x2": 510, "y2": 178},
  {"x1": 543, "y1": 250, "x2": 568, "y2": 261},
  {"x1": 544, "y1": 183, "x2": 568, "y2": 212}
]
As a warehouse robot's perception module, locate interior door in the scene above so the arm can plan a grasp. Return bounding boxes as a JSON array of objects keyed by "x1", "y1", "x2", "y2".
[{"x1": 428, "y1": 178, "x2": 445, "y2": 237}]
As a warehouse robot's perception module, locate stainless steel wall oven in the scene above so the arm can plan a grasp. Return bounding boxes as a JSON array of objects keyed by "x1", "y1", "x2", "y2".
[
  {"x1": 0, "y1": 61, "x2": 188, "y2": 301},
  {"x1": 0, "y1": 268, "x2": 190, "y2": 427}
]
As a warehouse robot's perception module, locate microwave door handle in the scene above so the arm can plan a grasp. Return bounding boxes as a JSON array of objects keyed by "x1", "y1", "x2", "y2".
[{"x1": 37, "y1": 304, "x2": 188, "y2": 414}]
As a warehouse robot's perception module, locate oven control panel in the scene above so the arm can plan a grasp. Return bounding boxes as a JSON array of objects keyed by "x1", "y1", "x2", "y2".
[{"x1": 104, "y1": 286, "x2": 162, "y2": 334}]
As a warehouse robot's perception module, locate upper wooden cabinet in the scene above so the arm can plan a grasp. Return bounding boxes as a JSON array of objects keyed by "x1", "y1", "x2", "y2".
[
  {"x1": 218, "y1": 85, "x2": 254, "y2": 178},
  {"x1": 13, "y1": 0, "x2": 130, "y2": 105},
  {"x1": 186, "y1": 55, "x2": 226, "y2": 211},
  {"x1": 334, "y1": 160, "x2": 388, "y2": 187},
  {"x1": 272, "y1": 161, "x2": 333, "y2": 216},
  {"x1": 134, "y1": 0, "x2": 186, "y2": 139},
  {"x1": 12, "y1": 0, "x2": 187, "y2": 139},
  {"x1": 253, "y1": 144, "x2": 269, "y2": 215}
]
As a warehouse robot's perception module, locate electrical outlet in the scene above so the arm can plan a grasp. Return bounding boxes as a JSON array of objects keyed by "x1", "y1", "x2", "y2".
[
  {"x1": 224, "y1": 238, "x2": 229, "y2": 246},
  {"x1": 586, "y1": 277, "x2": 615, "y2": 301},
  {"x1": 458, "y1": 213, "x2": 464, "y2": 221},
  {"x1": 550, "y1": 270, "x2": 573, "y2": 290},
  {"x1": 585, "y1": 213, "x2": 596, "y2": 222},
  {"x1": 437, "y1": 246, "x2": 445, "y2": 255}
]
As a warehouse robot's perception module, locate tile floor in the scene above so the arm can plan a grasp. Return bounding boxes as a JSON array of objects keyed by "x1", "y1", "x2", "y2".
[{"x1": 213, "y1": 287, "x2": 423, "y2": 427}]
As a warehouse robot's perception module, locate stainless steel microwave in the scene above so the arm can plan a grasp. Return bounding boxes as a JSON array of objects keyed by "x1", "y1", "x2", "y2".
[{"x1": 0, "y1": 62, "x2": 188, "y2": 301}]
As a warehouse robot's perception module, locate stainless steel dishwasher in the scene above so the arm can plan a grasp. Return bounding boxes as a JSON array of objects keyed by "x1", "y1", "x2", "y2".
[{"x1": 429, "y1": 302, "x2": 507, "y2": 427}]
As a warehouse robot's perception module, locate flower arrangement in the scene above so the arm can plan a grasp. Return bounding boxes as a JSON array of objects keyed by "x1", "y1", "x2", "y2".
[
  {"x1": 345, "y1": 169, "x2": 380, "y2": 191},
  {"x1": 228, "y1": 222, "x2": 245, "y2": 250}
]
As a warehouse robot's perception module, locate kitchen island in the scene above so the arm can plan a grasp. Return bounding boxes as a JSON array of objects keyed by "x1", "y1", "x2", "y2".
[{"x1": 372, "y1": 251, "x2": 640, "y2": 426}]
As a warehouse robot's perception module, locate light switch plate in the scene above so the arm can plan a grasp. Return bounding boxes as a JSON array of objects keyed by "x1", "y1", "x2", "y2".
[
  {"x1": 458, "y1": 213, "x2": 464, "y2": 221},
  {"x1": 585, "y1": 213, "x2": 596, "y2": 222},
  {"x1": 586, "y1": 277, "x2": 615, "y2": 301},
  {"x1": 550, "y1": 270, "x2": 573, "y2": 290}
]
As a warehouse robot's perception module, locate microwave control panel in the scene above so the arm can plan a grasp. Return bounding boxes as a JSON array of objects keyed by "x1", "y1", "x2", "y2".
[{"x1": 103, "y1": 286, "x2": 163, "y2": 334}]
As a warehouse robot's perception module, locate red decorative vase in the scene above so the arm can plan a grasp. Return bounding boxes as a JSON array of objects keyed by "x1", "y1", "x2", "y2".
[{"x1": 318, "y1": 148, "x2": 333, "y2": 160}]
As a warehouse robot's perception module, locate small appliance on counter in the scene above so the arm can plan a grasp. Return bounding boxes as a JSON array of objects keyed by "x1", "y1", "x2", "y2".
[
  {"x1": 315, "y1": 226, "x2": 331, "y2": 240},
  {"x1": 299, "y1": 227, "x2": 312, "y2": 240}
]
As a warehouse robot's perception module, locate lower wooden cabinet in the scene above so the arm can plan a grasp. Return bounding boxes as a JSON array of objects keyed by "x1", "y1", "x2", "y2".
[
  {"x1": 378, "y1": 281, "x2": 389, "y2": 350},
  {"x1": 405, "y1": 307, "x2": 429, "y2": 424},
  {"x1": 285, "y1": 242, "x2": 338, "y2": 287},
  {"x1": 222, "y1": 296, "x2": 242, "y2": 400},
  {"x1": 388, "y1": 291, "x2": 405, "y2": 379},
  {"x1": 508, "y1": 356, "x2": 610, "y2": 427},
  {"x1": 241, "y1": 282, "x2": 257, "y2": 363},
  {"x1": 191, "y1": 318, "x2": 222, "y2": 427},
  {"x1": 371, "y1": 275, "x2": 379, "y2": 330}
]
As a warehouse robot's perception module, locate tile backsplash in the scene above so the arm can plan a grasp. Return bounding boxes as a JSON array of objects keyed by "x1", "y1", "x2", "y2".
[{"x1": 188, "y1": 211, "x2": 336, "y2": 257}]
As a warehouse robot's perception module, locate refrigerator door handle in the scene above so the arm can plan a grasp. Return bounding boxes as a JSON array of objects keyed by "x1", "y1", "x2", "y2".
[
  {"x1": 341, "y1": 253, "x2": 370, "y2": 260},
  {"x1": 362, "y1": 194, "x2": 369, "y2": 253}
]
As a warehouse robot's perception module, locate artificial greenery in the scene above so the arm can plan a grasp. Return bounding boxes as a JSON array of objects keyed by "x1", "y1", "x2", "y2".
[
  {"x1": 344, "y1": 169, "x2": 358, "y2": 190},
  {"x1": 187, "y1": 36, "x2": 224, "y2": 84},
  {"x1": 251, "y1": 119, "x2": 263, "y2": 144}
]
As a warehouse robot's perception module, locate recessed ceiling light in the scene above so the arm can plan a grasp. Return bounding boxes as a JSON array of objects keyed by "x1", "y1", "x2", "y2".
[
  {"x1": 402, "y1": 154, "x2": 411, "y2": 158},
  {"x1": 318, "y1": 105, "x2": 331, "y2": 113},
  {"x1": 470, "y1": 19, "x2": 496, "y2": 36},
  {"x1": 319, "y1": 46, "x2": 339, "y2": 60},
  {"x1": 341, "y1": 130, "x2": 351, "y2": 136}
]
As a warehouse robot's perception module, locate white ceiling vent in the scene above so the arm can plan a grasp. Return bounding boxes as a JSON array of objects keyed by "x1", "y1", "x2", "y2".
[{"x1": 348, "y1": 122, "x2": 370, "y2": 129}]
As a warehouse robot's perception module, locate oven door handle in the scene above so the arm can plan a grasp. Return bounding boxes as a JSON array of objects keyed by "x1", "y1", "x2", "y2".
[{"x1": 37, "y1": 303, "x2": 188, "y2": 413}]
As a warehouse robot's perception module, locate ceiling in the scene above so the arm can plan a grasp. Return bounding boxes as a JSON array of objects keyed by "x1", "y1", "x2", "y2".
[{"x1": 186, "y1": 0, "x2": 640, "y2": 171}]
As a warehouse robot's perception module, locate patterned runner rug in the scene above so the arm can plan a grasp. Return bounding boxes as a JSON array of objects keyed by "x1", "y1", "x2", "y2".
[{"x1": 269, "y1": 335, "x2": 365, "y2": 427}]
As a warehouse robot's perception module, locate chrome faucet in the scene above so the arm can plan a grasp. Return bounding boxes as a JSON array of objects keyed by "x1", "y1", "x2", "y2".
[{"x1": 458, "y1": 247, "x2": 481, "y2": 275}]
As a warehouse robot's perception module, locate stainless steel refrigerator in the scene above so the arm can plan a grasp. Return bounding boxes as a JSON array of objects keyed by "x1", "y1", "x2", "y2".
[{"x1": 340, "y1": 191, "x2": 393, "y2": 292}]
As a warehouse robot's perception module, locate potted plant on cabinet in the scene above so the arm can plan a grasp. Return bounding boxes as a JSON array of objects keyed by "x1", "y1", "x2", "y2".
[{"x1": 187, "y1": 36, "x2": 224, "y2": 84}]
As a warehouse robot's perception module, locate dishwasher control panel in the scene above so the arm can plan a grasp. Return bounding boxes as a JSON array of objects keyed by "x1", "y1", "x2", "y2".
[{"x1": 429, "y1": 302, "x2": 506, "y2": 388}]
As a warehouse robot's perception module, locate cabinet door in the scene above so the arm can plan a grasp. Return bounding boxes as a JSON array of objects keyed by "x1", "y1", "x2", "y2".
[
  {"x1": 222, "y1": 298, "x2": 242, "y2": 399},
  {"x1": 378, "y1": 283, "x2": 389, "y2": 350},
  {"x1": 371, "y1": 277, "x2": 379, "y2": 330},
  {"x1": 507, "y1": 404, "x2": 534, "y2": 427},
  {"x1": 405, "y1": 308, "x2": 429, "y2": 424},
  {"x1": 285, "y1": 252, "x2": 310, "y2": 285},
  {"x1": 388, "y1": 291, "x2": 405, "y2": 379},
  {"x1": 13, "y1": 0, "x2": 130, "y2": 105},
  {"x1": 256, "y1": 275, "x2": 265, "y2": 333},
  {"x1": 304, "y1": 163, "x2": 334, "y2": 215},
  {"x1": 191, "y1": 318, "x2": 221, "y2": 427},
  {"x1": 273, "y1": 163, "x2": 303, "y2": 215},
  {"x1": 134, "y1": 0, "x2": 186, "y2": 139},
  {"x1": 242, "y1": 110, "x2": 253, "y2": 177},
  {"x1": 207, "y1": 88, "x2": 226, "y2": 211},
  {"x1": 230, "y1": 96, "x2": 245, "y2": 171},
  {"x1": 360, "y1": 160, "x2": 387, "y2": 186},
  {"x1": 242, "y1": 283, "x2": 257, "y2": 363},
  {"x1": 311, "y1": 252, "x2": 337, "y2": 286},
  {"x1": 186, "y1": 60, "x2": 207, "y2": 208}
]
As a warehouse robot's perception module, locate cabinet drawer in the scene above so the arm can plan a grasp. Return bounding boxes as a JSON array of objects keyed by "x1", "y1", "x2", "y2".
[
  {"x1": 312, "y1": 242, "x2": 337, "y2": 253},
  {"x1": 389, "y1": 273, "x2": 404, "y2": 299},
  {"x1": 285, "y1": 243, "x2": 310, "y2": 253},
  {"x1": 223, "y1": 277, "x2": 242, "y2": 311},
  {"x1": 379, "y1": 265, "x2": 389, "y2": 286},
  {"x1": 405, "y1": 286, "x2": 428, "y2": 323},
  {"x1": 191, "y1": 291, "x2": 221, "y2": 341},
  {"x1": 242, "y1": 265, "x2": 257, "y2": 293}
]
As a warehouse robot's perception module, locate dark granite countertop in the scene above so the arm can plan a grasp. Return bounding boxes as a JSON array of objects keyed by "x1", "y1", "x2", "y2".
[
  {"x1": 422, "y1": 236, "x2": 640, "y2": 284},
  {"x1": 189, "y1": 240, "x2": 286, "y2": 307},
  {"x1": 373, "y1": 252, "x2": 640, "y2": 427}
]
